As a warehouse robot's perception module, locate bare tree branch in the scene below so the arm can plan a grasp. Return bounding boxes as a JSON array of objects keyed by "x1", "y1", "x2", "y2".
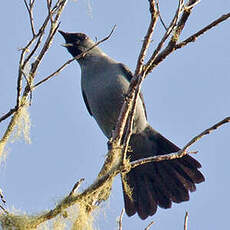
[
  {"x1": 181, "y1": 116, "x2": 230, "y2": 153},
  {"x1": 0, "y1": 108, "x2": 17, "y2": 123},
  {"x1": 118, "y1": 208, "x2": 125, "y2": 230},
  {"x1": 0, "y1": 189, "x2": 6, "y2": 205},
  {"x1": 24, "y1": 0, "x2": 36, "y2": 36},
  {"x1": 0, "y1": 205, "x2": 8, "y2": 215},
  {"x1": 144, "y1": 221, "x2": 154, "y2": 230},
  {"x1": 130, "y1": 117, "x2": 230, "y2": 169},
  {"x1": 175, "y1": 12, "x2": 230, "y2": 49},
  {"x1": 134, "y1": 0, "x2": 159, "y2": 76},
  {"x1": 184, "y1": 211, "x2": 189, "y2": 230},
  {"x1": 33, "y1": 25, "x2": 116, "y2": 89},
  {"x1": 68, "y1": 178, "x2": 85, "y2": 197},
  {"x1": 156, "y1": 0, "x2": 167, "y2": 30}
]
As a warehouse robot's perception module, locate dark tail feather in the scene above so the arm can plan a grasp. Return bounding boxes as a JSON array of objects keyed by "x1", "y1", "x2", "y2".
[{"x1": 122, "y1": 126, "x2": 205, "y2": 219}]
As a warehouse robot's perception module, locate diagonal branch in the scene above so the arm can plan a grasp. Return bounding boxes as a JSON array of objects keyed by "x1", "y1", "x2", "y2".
[
  {"x1": 144, "y1": 221, "x2": 154, "y2": 230},
  {"x1": 184, "y1": 212, "x2": 189, "y2": 230},
  {"x1": 156, "y1": 0, "x2": 167, "y2": 30},
  {"x1": 33, "y1": 25, "x2": 116, "y2": 88},
  {"x1": 175, "y1": 12, "x2": 230, "y2": 49},
  {"x1": 134, "y1": 0, "x2": 159, "y2": 76},
  {"x1": 0, "y1": 108, "x2": 17, "y2": 123},
  {"x1": 130, "y1": 117, "x2": 230, "y2": 169},
  {"x1": 24, "y1": 0, "x2": 36, "y2": 36},
  {"x1": 118, "y1": 209, "x2": 125, "y2": 230}
]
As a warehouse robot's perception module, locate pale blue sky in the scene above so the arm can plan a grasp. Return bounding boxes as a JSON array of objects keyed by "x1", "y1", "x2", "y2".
[{"x1": 0, "y1": 1, "x2": 230, "y2": 229}]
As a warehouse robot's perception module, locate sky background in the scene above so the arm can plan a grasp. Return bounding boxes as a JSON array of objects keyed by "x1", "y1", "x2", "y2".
[{"x1": 0, "y1": 0, "x2": 230, "y2": 229}]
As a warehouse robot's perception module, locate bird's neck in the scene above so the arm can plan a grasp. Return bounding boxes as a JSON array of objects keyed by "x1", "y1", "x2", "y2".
[{"x1": 78, "y1": 49, "x2": 115, "y2": 67}]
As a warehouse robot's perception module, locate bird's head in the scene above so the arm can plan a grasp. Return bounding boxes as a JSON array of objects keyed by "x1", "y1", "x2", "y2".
[{"x1": 58, "y1": 30, "x2": 95, "y2": 58}]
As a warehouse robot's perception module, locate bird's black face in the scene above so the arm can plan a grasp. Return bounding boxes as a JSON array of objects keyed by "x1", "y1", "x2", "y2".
[{"x1": 58, "y1": 30, "x2": 89, "y2": 57}]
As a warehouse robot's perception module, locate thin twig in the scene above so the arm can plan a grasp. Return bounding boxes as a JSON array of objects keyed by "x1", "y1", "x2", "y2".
[
  {"x1": 144, "y1": 221, "x2": 154, "y2": 230},
  {"x1": 156, "y1": 0, "x2": 167, "y2": 30},
  {"x1": 118, "y1": 208, "x2": 125, "y2": 230},
  {"x1": 0, "y1": 108, "x2": 17, "y2": 123},
  {"x1": 130, "y1": 117, "x2": 230, "y2": 169},
  {"x1": 24, "y1": 0, "x2": 36, "y2": 36},
  {"x1": 0, "y1": 205, "x2": 8, "y2": 215},
  {"x1": 33, "y1": 25, "x2": 116, "y2": 88},
  {"x1": 68, "y1": 178, "x2": 84, "y2": 197},
  {"x1": 175, "y1": 12, "x2": 230, "y2": 49},
  {"x1": 134, "y1": 0, "x2": 158, "y2": 76},
  {"x1": 0, "y1": 189, "x2": 6, "y2": 204},
  {"x1": 181, "y1": 116, "x2": 230, "y2": 154},
  {"x1": 184, "y1": 211, "x2": 189, "y2": 230}
]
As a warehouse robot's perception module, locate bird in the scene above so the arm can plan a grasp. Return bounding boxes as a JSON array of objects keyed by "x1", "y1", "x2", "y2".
[{"x1": 59, "y1": 30, "x2": 205, "y2": 220}]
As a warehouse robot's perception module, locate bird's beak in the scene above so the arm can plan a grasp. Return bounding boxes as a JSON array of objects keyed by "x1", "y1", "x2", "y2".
[
  {"x1": 58, "y1": 30, "x2": 67, "y2": 39},
  {"x1": 58, "y1": 30, "x2": 73, "y2": 47}
]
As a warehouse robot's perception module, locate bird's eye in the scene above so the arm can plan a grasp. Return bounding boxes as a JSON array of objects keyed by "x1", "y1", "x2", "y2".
[
  {"x1": 73, "y1": 33, "x2": 88, "y2": 45},
  {"x1": 79, "y1": 34, "x2": 88, "y2": 41}
]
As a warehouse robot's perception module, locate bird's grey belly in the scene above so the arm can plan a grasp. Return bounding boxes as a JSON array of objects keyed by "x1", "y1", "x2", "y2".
[
  {"x1": 87, "y1": 77, "x2": 127, "y2": 138},
  {"x1": 82, "y1": 74, "x2": 148, "y2": 138}
]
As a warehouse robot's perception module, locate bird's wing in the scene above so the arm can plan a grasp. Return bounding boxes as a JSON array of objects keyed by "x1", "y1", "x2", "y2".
[
  {"x1": 118, "y1": 63, "x2": 147, "y2": 120},
  {"x1": 82, "y1": 89, "x2": 93, "y2": 116}
]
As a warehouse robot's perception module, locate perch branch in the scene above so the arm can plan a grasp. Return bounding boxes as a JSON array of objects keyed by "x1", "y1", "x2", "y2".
[{"x1": 130, "y1": 117, "x2": 230, "y2": 169}]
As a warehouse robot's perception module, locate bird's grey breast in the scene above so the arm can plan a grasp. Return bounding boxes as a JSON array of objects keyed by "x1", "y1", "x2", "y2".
[{"x1": 81, "y1": 61, "x2": 129, "y2": 137}]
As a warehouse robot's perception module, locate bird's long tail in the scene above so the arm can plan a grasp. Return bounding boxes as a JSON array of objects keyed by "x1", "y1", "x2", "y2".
[{"x1": 122, "y1": 125, "x2": 205, "y2": 219}]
